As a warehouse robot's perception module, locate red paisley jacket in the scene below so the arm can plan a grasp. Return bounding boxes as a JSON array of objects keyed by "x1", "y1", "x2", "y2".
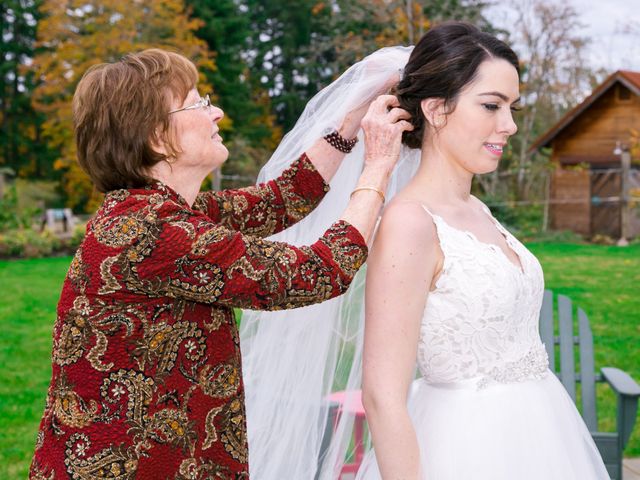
[{"x1": 30, "y1": 154, "x2": 367, "y2": 480}]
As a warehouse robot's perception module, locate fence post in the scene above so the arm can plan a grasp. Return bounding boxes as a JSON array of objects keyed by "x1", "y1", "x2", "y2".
[
  {"x1": 542, "y1": 169, "x2": 551, "y2": 232},
  {"x1": 211, "y1": 167, "x2": 222, "y2": 191},
  {"x1": 619, "y1": 147, "x2": 631, "y2": 246}
]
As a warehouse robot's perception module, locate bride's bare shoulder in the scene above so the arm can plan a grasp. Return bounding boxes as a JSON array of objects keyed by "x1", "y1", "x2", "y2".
[
  {"x1": 376, "y1": 197, "x2": 438, "y2": 245},
  {"x1": 469, "y1": 194, "x2": 490, "y2": 211},
  {"x1": 382, "y1": 195, "x2": 432, "y2": 221},
  {"x1": 369, "y1": 197, "x2": 443, "y2": 283}
]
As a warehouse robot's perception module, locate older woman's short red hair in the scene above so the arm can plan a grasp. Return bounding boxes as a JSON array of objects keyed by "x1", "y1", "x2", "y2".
[{"x1": 73, "y1": 49, "x2": 198, "y2": 193}]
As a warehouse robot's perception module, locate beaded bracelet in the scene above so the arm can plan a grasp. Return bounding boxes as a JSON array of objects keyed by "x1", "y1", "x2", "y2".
[{"x1": 323, "y1": 129, "x2": 358, "y2": 154}]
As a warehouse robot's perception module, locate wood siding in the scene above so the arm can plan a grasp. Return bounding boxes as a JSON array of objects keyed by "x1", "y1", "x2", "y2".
[
  {"x1": 548, "y1": 81, "x2": 640, "y2": 237},
  {"x1": 551, "y1": 169, "x2": 591, "y2": 234},
  {"x1": 590, "y1": 170, "x2": 621, "y2": 237},
  {"x1": 550, "y1": 85, "x2": 640, "y2": 166}
]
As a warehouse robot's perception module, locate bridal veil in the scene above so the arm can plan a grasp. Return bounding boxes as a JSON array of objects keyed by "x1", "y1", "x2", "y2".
[{"x1": 240, "y1": 45, "x2": 419, "y2": 479}]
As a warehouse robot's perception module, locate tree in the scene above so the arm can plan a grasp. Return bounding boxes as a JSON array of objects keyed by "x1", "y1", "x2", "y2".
[
  {"x1": 1, "y1": 0, "x2": 57, "y2": 180},
  {"x1": 493, "y1": 0, "x2": 602, "y2": 201},
  {"x1": 191, "y1": 0, "x2": 500, "y2": 186},
  {"x1": 423, "y1": 0, "x2": 494, "y2": 29},
  {"x1": 328, "y1": 0, "x2": 497, "y2": 66},
  {"x1": 31, "y1": 0, "x2": 216, "y2": 211},
  {"x1": 238, "y1": 0, "x2": 341, "y2": 132},
  {"x1": 239, "y1": 0, "x2": 498, "y2": 133},
  {"x1": 325, "y1": 0, "x2": 424, "y2": 65},
  {"x1": 185, "y1": 0, "x2": 281, "y2": 186}
]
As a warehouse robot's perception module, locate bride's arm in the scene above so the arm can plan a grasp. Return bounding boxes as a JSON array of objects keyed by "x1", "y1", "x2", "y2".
[{"x1": 362, "y1": 200, "x2": 441, "y2": 480}]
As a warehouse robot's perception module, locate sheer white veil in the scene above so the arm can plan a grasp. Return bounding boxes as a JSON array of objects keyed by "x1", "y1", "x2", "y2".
[{"x1": 240, "y1": 45, "x2": 420, "y2": 479}]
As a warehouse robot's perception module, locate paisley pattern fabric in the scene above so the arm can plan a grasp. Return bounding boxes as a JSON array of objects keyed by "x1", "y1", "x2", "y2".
[
  {"x1": 417, "y1": 205, "x2": 549, "y2": 388},
  {"x1": 30, "y1": 154, "x2": 368, "y2": 479}
]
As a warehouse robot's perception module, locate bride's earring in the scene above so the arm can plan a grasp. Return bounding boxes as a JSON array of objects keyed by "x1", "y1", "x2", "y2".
[{"x1": 421, "y1": 98, "x2": 444, "y2": 130}]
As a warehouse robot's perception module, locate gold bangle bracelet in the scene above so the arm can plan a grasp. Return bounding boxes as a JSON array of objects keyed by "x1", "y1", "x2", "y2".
[{"x1": 350, "y1": 186, "x2": 386, "y2": 204}]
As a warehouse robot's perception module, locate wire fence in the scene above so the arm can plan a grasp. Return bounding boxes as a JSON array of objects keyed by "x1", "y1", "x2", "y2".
[{"x1": 217, "y1": 166, "x2": 640, "y2": 212}]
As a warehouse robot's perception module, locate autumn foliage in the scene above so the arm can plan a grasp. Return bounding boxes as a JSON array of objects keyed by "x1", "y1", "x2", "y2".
[
  {"x1": 30, "y1": 0, "x2": 216, "y2": 211},
  {"x1": 3, "y1": 0, "x2": 598, "y2": 215}
]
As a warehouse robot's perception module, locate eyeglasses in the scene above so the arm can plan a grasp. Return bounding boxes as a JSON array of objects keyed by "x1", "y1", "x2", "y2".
[{"x1": 168, "y1": 94, "x2": 212, "y2": 114}]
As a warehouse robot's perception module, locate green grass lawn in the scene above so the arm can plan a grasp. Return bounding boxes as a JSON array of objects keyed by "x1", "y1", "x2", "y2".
[
  {"x1": 0, "y1": 244, "x2": 638, "y2": 477},
  {"x1": 527, "y1": 242, "x2": 640, "y2": 457},
  {"x1": 0, "y1": 256, "x2": 70, "y2": 479}
]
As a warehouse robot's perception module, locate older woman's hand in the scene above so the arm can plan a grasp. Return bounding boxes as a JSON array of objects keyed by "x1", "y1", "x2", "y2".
[
  {"x1": 305, "y1": 57, "x2": 406, "y2": 183},
  {"x1": 337, "y1": 95, "x2": 413, "y2": 243},
  {"x1": 361, "y1": 94, "x2": 413, "y2": 174}
]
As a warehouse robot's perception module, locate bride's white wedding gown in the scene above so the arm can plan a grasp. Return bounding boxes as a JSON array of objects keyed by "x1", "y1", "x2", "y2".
[{"x1": 356, "y1": 205, "x2": 609, "y2": 480}]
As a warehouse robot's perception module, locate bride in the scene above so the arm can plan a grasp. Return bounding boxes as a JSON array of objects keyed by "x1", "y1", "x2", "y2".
[{"x1": 240, "y1": 21, "x2": 609, "y2": 479}]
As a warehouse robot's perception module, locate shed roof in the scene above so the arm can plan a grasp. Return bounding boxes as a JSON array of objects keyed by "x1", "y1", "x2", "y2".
[{"x1": 528, "y1": 70, "x2": 640, "y2": 152}]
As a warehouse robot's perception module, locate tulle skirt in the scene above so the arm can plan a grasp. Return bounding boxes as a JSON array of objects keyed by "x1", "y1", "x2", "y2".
[{"x1": 356, "y1": 371, "x2": 609, "y2": 480}]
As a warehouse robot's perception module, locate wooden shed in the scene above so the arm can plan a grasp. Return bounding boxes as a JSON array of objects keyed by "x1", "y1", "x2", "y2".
[{"x1": 530, "y1": 70, "x2": 640, "y2": 239}]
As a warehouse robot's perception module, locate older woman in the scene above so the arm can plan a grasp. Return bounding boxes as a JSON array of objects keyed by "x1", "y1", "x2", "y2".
[{"x1": 29, "y1": 49, "x2": 411, "y2": 478}]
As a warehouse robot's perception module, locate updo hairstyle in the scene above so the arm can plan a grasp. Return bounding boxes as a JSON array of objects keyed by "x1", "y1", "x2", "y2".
[{"x1": 396, "y1": 22, "x2": 519, "y2": 149}]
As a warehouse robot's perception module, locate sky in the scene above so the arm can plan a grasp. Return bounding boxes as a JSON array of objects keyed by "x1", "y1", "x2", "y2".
[{"x1": 486, "y1": 0, "x2": 640, "y2": 73}]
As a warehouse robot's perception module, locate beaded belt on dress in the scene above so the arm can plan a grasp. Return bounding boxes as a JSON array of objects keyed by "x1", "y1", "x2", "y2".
[{"x1": 423, "y1": 344, "x2": 550, "y2": 391}]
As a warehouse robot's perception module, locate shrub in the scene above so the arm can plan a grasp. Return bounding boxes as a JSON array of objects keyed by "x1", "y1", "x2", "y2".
[
  {"x1": 0, "y1": 229, "x2": 64, "y2": 258},
  {"x1": 68, "y1": 223, "x2": 87, "y2": 250},
  {"x1": 524, "y1": 229, "x2": 585, "y2": 243},
  {"x1": 0, "y1": 185, "x2": 38, "y2": 232},
  {"x1": 0, "y1": 227, "x2": 87, "y2": 259},
  {"x1": 481, "y1": 198, "x2": 544, "y2": 236}
]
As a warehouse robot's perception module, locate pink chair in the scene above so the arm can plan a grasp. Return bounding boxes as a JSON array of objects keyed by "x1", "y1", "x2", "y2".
[{"x1": 326, "y1": 389, "x2": 367, "y2": 478}]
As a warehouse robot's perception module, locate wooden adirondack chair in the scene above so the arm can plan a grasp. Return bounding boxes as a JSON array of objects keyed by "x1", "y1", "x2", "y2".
[{"x1": 539, "y1": 290, "x2": 640, "y2": 480}]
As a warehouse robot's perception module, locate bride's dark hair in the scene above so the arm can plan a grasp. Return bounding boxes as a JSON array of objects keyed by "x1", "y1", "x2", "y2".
[{"x1": 396, "y1": 21, "x2": 519, "y2": 149}]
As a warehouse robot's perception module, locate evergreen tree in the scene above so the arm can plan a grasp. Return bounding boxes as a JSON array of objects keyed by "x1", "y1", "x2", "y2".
[
  {"x1": 1, "y1": 0, "x2": 57, "y2": 179},
  {"x1": 240, "y1": 0, "x2": 498, "y2": 132},
  {"x1": 241, "y1": 0, "x2": 340, "y2": 131},
  {"x1": 187, "y1": 0, "x2": 276, "y2": 146},
  {"x1": 185, "y1": 0, "x2": 281, "y2": 186}
]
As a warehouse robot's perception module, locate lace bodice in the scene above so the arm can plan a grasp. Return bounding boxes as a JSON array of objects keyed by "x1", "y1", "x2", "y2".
[{"x1": 417, "y1": 206, "x2": 549, "y2": 388}]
